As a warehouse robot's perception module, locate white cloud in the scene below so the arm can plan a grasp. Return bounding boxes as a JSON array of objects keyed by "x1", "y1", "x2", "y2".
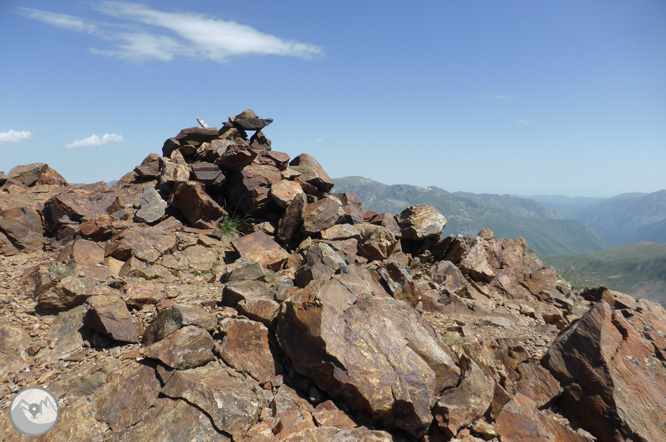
[
  {"x1": 0, "y1": 130, "x2": 32, "y2": 145},
  {"x1": 65, "y1": 133, "x2": 124, "y2": 149},
  {"x1": 20, "y1": 2, "x2": 323, "y2": 63},
  {"x1": 315, "y1": 139, "x2": 323, "y2": 143},
  {"x1": 486, "y1": 95, "x2": 512, "y2": 100},
  {"x1": 518, "y1": 120, "x2": 529, "y2": 125},
  {"x1": 18, "y1": 8, "x2": 97, "y2": 33}
]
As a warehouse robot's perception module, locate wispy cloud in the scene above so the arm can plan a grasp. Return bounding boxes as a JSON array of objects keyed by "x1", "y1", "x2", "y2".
[
  {"x1": 315, "y1": 139, "x2": 323, "y2": 143},
  {"x1": 518, "y1": 120, "x2": 529, "y2": 125},
  {"x1": 486, "y1": 95, "x2": 512, "y2": 100},
  {"x1": 0, "y1": 130, "x2": 32, "y2": 145},
  {"x1": 65, "y1": 133, "x2": 124, "y2": 149},
  {"x1": 19, "y1": 2, "x2": 322, "y2": 63}
]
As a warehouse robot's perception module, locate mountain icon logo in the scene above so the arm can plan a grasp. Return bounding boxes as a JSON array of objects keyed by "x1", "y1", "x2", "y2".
[{"x1": 9, "y1": 387, "x2": 59, "y2": 436}]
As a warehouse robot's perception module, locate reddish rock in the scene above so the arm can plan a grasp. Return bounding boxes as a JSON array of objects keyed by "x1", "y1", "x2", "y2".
[
  {"x1": 160, "y1": 361, "x2": 260, "y2": 439},
  {"x1": 355, "y1": 223, "x2": 398, "y2": 261},
  {"x1": 494, "y1": 394, "x2": 589, "y2": 442},
  {"x1": 190, "y1": 161, "x2": 223, "y2": 185},
  {"x1": 218, "y1": 318, "x2": 277, "y2": 383},
  {"x1": 143, "y1": 325, "x2": 215, "y2": 370},
  {"x1": 543, "y1": 301, "x2": 666, "y2": 442},
  {"x1": 334, "y1": 192, "x2": 364, "y2": 224},
  {"x1": 225, "y1": 164, "x2": 282, "y2": 215},
  {"x1": 105, "y1": 226, "x2": 177, "y2": 263},
  {"x1": 232, "y1": 231, "x2": 290, "y2": 271},
  {"x1": 289, "y1": 153, "x2": 334, "y2": 192},
  {"x1": 321, "y1": 224, "x2": 362, "y2": 241},
  {"x1": 369, "y1": 213, "x2": 402, "y2": 237},
  {"x1": 313, "y1": 400, "x2": 357, "y2": 429},
  {"x1": 263, "y1": 151, "x2": 290, "y2": 170},
  {"x1": 37, "y1": 275, "x2": 105, "y2": 310},
  {"x1": 237, "y1": 297, "x2": 280, "y2": 326},
  {"x1": 249, "y1": 129, "x2": 272, "y2": 153},
  {"x1": 516, "y1": 363, "x2": 562, "y2": 408},
  {"x1": 277, "y1": 193, "x2": 306, "y2": 243},
  {"x1": 43, "y1": 191, "x2": 116, "y2": 233},
  {"x1": 0, "y1": 206, "x2": 44, "y2": 252},
  {"x1": 37, "y1": 166, "x2": 68, "y2": 186},
  {"x1": 302, "y1": 196, "x2": 344, "y2": 235},
  {"x1": 84, "y1": 295, "x2": 139, "y2": 343},
  {"x1": 6, "y1": 163, "x2": 48, "y2": 186},
  {"x1": 270, "y1": 179, "x2": 304, "y2": 208},
  {"x1": 395, "y1": 204, "x2": 447, "y2": 240},
  {"x1": 173, "y1": 181, "x2": 227, "y2": 228},
  {"x1": 57, "y1": 238, "x2": 104, "y2": 268},
  {"x1": 159, "y1": 159, "x2": 190, "y2": 184},
  {"x1": 229, "y1": 109, "x2": 274, "y2": 131},
  {"x1": 142, "y1": 304, "x2": 217, "y2": 345},
  {"x1": 124, "y1": 283, "x2": 165, "y2": 308}
]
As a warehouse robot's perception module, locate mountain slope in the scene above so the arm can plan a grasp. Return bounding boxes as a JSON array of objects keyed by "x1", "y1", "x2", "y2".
[
  {"x1": 542, "y1": 242, "x2": 666, "y2": 306},
  {"x1": 333, "y1": 177, "x2": 605, "y2": 256}
]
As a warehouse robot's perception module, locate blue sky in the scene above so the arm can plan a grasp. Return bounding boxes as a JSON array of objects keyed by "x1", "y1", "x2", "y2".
[{"x1": 1, "y1": 1, "x2": 664, "y2": 197}]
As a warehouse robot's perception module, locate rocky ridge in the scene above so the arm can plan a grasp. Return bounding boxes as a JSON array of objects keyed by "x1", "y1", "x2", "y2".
[{"x1": 1, "y1": 110, "x2": 665, "y2": 441}]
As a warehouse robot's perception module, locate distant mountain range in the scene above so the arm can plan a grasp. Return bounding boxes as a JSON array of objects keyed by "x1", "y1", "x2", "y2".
[
  {"x1": 332, "y1": 177, "x2": 605, "y2": 256},
  {"x1": 528, "y1": 191, "x2": 666, "y2": 247}
]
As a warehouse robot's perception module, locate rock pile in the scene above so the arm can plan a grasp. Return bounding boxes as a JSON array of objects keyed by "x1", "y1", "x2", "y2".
[{"x1": 1, "y1": 111, "x2": 665, "y2": 441}]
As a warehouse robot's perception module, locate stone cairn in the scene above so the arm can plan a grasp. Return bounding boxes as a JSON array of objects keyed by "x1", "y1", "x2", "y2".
[{"x1": 0, "y1": 110, "x2": 665, "y2": 441}]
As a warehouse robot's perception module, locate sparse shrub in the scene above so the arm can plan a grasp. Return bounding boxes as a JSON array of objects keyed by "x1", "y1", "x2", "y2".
[{"x1": 49, "y1": 263, "x2": 74, "y2": 277}]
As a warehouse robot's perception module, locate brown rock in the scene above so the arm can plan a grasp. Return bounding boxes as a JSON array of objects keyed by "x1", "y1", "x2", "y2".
[
  {"x1": 43, "y1": 191, "x2": 116, "y2": 233},
  {"x1": 124, "y1": 283, "x2": 165, "y2": 308},
  {"x1": 181, "y1": 244, "x2": 218, "y2": 271},
  {"x1": 158, "y1": 159, "x2": 190, "y2": 184},
  {"x1": 294, "y1": 242, "x2": 347, "y2": 288},
  {"x1": 39, "y1": 397, "x2": 105, "y2": 442},
  {"x1": 395, "y1": 204, "x2": 447, "y2": 240},
  {"x1": 161, "y1": 361, "x2": 261, "y2": 439},
  {"x1": 142, "y1": 303, "x2": 216, "y2": 345},
  {"x1": 0, "y1": 231, "x2": 18, "y2": 255},
  {"x1": 355, "y1": 223, "x2": 398, "y2": 261},
  {"x1": 37, "y1": 275, "x2": 105, "y2": 310},
  {"x1": 313, "y1": 400, "x2": 357, "y2": 429},
  {"x1": 232, "y1": 231, "x2": 290, "y2": 271},
  {"x1": 280, "y1": 426, "x2": 393, "y2": 442},
  {"x1": 143, "y1": 325, "x2": 215, "y2": 369},
  {"x1": 57, "y1": 238, "x2": 104, "y2": 268},
  {"x1": 289, "y1": 154, "x2": 334, "y2": 192},
  {"x1": 264, "y1": 151, "x2": 290, "y2": 170},
  {"x1": 224, "y1": 164, "x2": 281, "y2": 215},
  {"x1": 237, "y1": 297, "x2": 281, "y2": 326},
  {"x1": 105, "y1": 226, "x2": 177, "y2": 263},
  {"x1": 270, "y1": 179, "x2": 304, "y2": 208},
  {"x1": 222, "y1": 279, "x2": 272, "y2": 306},
  {"x1": 369, "y1": 213, "x2": 402, "y2": 237},
  {"x1": 0, "y1": 323, "x2": 30, "y2": 379},
  {"x1": 433, "y1": 356, "x2": 494, "y2": 437},
  {"x1": 321, "y1": 223, "x2": 362, "y2": 241},
  {"x1": 516, "y1": 363, "x2": 562, "y2": 408},
  {"x1": 494, "y1": 394, "x2": 589, "y2": 442},
  {"x1": 218, "y1": 318, "x2": 277, "y2": 383},
  {"x1": 91, "y1": 362, "x2": 161, "y2": 431},
  {"x1": 543, "y1": 301, "x2": 666, "y2": 442},
  {"x1": 381, "y1": 261, "x2": 422, "y2": 308},
  {"x1": 173, "y1": 181, "x2": 227, "y2": 228},
  {"x1": 277, "y1": 193, "x2": 306, "y2": 243},
  {"x1": 230, "y1": 109, "x2": 274, "y2": 131},
  {"x1": 302, "y1": 196, "x2": 344, "y2": 235},
  {"x1": 334, "y1": 192, "x2": 364, "y2": 224},
  {"x1": 84, "y1": 295, "x2": 139, "y2": 343},
  {"x1": 0, "y1": 206, "x2": 44, "y2": 252},
  {"x1": 272, "y1": 385, "x2": 317, "y2": 437},
  {"x1": 277, "y1": 274, "x2": 460, "y2": 437},
  {"x1": 190, "y1": 161, "x2": 223, "y2": 184},
  {"x1": 6, "y1": 163, "x2": 48, "y2": 186}
]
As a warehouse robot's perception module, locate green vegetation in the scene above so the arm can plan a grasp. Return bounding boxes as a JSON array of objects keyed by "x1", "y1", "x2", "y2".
[
  {"x1": 172, "y1": 268, "x2": 181, "y2": 277},
  {"x1": 217, "y1": 199, "x2": 252, "y2": 238},
  {"x1": 192, "y1": 270, "x2": 202, "y2": 277},
  {"x1": 49, "y1": 263, "x2": 74, "y2": 277},
  {"x1": 542, "y1": 242, "x2": 666, "y2": 306},
  {"x1": 440, "y1": 333, "x2": 471, "y2": 347}
]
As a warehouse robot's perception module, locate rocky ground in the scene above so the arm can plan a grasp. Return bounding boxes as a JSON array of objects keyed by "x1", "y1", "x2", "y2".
[{"x1": 1, "y1": 110, "x2": 665, "y2": 441}]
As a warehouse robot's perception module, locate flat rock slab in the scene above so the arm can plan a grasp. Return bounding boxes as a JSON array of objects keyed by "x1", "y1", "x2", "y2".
[
  {"x1": 302, "y1": 196, "x2": 344, "y2": 235},
  {"x1": 142, "y1": 304, "x2": 217, "y2": 345},
  {"x1": 105, "y1": 226, "x2": 177, "y2": 263},
  {"x1": 84, "y1": 295, "x2": 139, "y2": 343},
  {"x1": 0, "y1": 323, "x2": 30, "y2": 378},
  {"x1": 91, "y1": 361, "x2": 161, "y2": 432},
  {"x1": 161, "y1": 361, "x2": 260, "y2": 439},
  {"x1": 57, "y1": 238, "x2": 104, "y2": 268},
  {"x1": 277, "y1": 274, "x2": 460, "y2": 438},
  {"x1": 270, "y1": 179, "x2": 304, "y2": 208},
  {"x1": 232, "y1": 231, "x2": 290, "y2": 271},
  {"x1": 37, "y1": 275, "x2": 105, "y2": 310},
  {"x1": 219, "y1": 318, "x2": 277, "y2": 383},
  {"x1": 0, "y1": 207, "x2": 44, "y2": 252},
  {"x1": 395, "y1": 204, "x2": 447, "y2": 240},
  {"x1": 143, "y1": 325, "x2": 215, "y2": 369}
]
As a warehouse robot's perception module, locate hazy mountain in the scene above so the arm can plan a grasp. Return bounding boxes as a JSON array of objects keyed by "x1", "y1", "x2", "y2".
[
  {"x1": 333, "y1": 176, "x2": 605, "y2": 256},
  {"x1": 525, "y1": 195, "x2": 608, "y2": 219},
  {"x1": 543, "y1": 242, "x2": 666, "y2": 306}
]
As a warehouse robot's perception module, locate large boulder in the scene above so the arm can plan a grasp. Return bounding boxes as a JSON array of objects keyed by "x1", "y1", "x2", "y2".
[
  {"x1": 231, "y1": 231, "x2": 290, "y2": 271},
  {"x1": 542, "y1": 301, "x2": 666, "y2": 442},
  {"x1": 395, "y1": 204, "x2": 447, "y2": 240},
  {"x1": 277, "y1": 274, "x2": 460, "y2": 437},
  {"x1": 0, "y1": 207, "x2": 44, "y2": 252},
  {"x1": 173, "y1": 181, "x2": 227, "y2": 228},
  {"x1": 6, "y1": 163, "x2": 48, "y2": 186},
  {"x1": 289, "y1": 154, "x2": 334, "y2": 192}
]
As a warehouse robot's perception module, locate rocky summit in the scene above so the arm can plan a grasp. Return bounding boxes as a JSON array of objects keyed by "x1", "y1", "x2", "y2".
[{"x1": 1, "y1": 110, "x2": 665, "y2": 442}]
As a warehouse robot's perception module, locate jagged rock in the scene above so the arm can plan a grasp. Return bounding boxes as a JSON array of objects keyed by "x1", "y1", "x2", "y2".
[
  {"x1": 143, "y1": 325, "x2": 215, "y2": 369},
  {"x1": 232, "y1": 231, "x2": 290, "y2": 271},
  {"x1": 250, "y1": 129, "x2": 272, "y2": 153},
  {"x1": 515, "y1": 363, "x2": 562, "y2": 408},
  {"x1": 459, "y1": 240, "x2": 496, "y2": 282},
  {"x1": 264, "y1": 151, "x2": 290, "y2": 170},
  {"x1": 333, "y1": 192, "x2": 364, "y2": 224},
  {"x1": 133, "y1": 185, "x2": 167, "y2": 224},
  {"x1": 37, "y1": 166, "x2": 68, "y2": 186},
  {"x1": 0, "y1": 171, "x2": 5, "y2": 185},
  {"x1": 223, "y1": 279, "x2": 272, "y2": 306},
  {"x1": 123, "y1": 282, "x2": 165, "y2": 308},
  {"x1": 173, "y1": 181, "x2": 227, "y2": 228},
  {"x1": 37, "y1": 397, "x2": 106, "y2": 441},
  {"x1": 228, "y1": 261, "x2": 268, "y2": 282},
  {"x1": 395, "y1": 204, "x2": 447, "y2": 240},
  {"x1": 277, "y1": 192, "x2": 306, "y2": 243},
  {"x1": 190, "y1": 161, "x2": 223, "y2": 185},
  {"x1": 230, "y1": 109, "x2": 274, "y2": 131},
  {"x1": 281, "y1": 426, "x2": 393, "y2": 441},
  {"x1": 321, "y1": 223, "x2": 362, "y2": 241},
  {"x1": 91, "y1": 362, "x2": 161, "y2": 432},
  {"x1": 134, "y1": 155, "x2": 161, "y2": 179},
  {"x1": 142, "y1": 304, "x2": 217, "y2": 345},
  {"x1": 0, "y1": 206, "x2": 44, "y2": 252},
  {"x1": 543, "y1": 301, "x2": 666, "y2": 442},
  {"x1": 109, "y1": 397, "x2": 226, "y2": 441},
  {"x1": 43, "y1": 192, "x2": 116, "y2": 233},
  {"x1": 218, "y1": 318, "x2": 277, "y2": 383},
  {"x1": 294, "y1": 242, "x2": 347, "y2": 288},
  {"x1": 270, "y1": 179, "x2": 304, "y2": 208},
  {"x1": 494, "y1": 394, "x2": 590, "y2": 442},
  {"x1": 37, "y1": 275, "x2": 105, "y2": 310},
  {"x1": 380, "y1": 261, "x2": 422, "y2": 308},
  {"x1": 302, "y1": 196, "x2": 344, "y2": 235},
  {"x1": 225, "y1": 164, "x2": 282, "y2": 215},
  {"x1": 6, "y1": 163, "x2": 48, "y2": 186},
  {"x1": 237, "y1": 297, "x2": 281, "y2": 326},
  {"x1": 277, "y1": 274, "x2": 460, "y2": 438},
  {"x1": 355, "y1": 223, "x2": 398, "y2": 261},
  {"x1": 0, "y1": 232, "x2": 18, "y2": 255},
  {"x1": 271, "y1": 385, "x2": 317, "y2": 436},
  {"x1": 433, "y1": 355, "x2": 494, "y2": 437},
  {"x1": 313, "y1": 400, "x2": 357, "y2": 429},
  {"x1": 289, "y1": 154, "x2": 334, "y2": 192},
  {"x1": 105, "y1": 225, "x2": 177, "y2": 263},
  {"x1": 83, "y1": 295, "x2": 139, "y2": 343},
  {"x1": 34, "y1": 305, "x2": 90, "y2": 363},
  {"x1": 161, "y1": 361, "x2": 261, "y2": 439},
  {"x1": 159, "y1": 159, "x2": 190, "y2": 184},
  {"x1": 57, "y1": 238, "x2": 105, "y2": 268},
  {"x1": 0, "y1": 323, "x2": 30, "y2": 379}
]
